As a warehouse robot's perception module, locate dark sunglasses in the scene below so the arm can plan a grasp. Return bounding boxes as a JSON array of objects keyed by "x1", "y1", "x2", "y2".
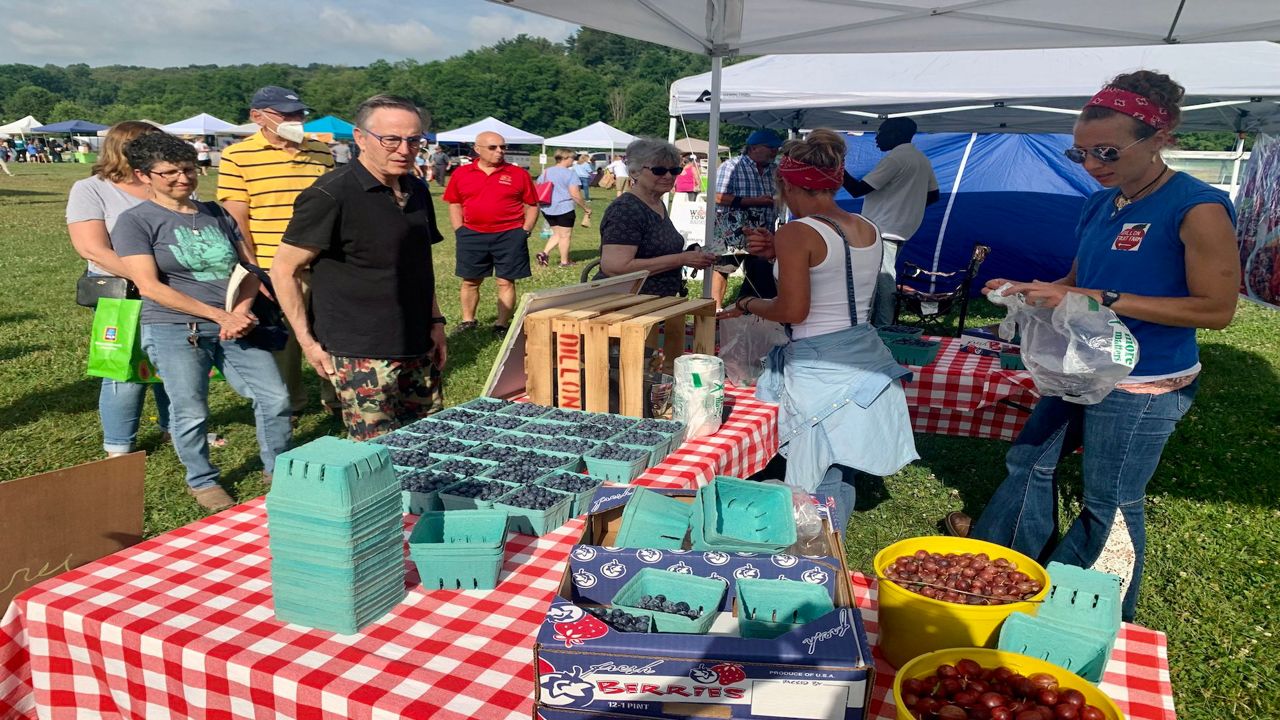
[
  {"x1": 481, "y1": 144, "x2": 507, "y2": 151},
  {"x1": 1064, "y1": 136, "x2": 1148, "y2": 164},
  {"x1": 644, "y1": 166, "x2": 682, "y2": 176}
]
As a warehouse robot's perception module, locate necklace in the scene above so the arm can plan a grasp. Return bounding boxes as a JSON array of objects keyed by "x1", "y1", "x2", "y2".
[
  {"x1": 1114, "y1": 165, "x2": 1170, "y2": 212},
  {"x1": 155, "y1": 199, "x2": 201, "y2": 235}
]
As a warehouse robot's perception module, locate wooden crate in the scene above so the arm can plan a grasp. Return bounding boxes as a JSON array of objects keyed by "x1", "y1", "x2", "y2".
[{"x1": 523, "y1": 293, "x2": 716, "y2": 416}]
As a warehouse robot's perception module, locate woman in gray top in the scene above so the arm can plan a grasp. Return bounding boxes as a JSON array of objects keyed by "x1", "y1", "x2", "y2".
[{"x1": 66, "y1": 121, "x2": 171, "y2": 458}]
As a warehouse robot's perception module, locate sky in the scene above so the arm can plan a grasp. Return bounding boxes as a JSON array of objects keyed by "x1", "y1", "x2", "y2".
[{"x1": 0, "y1": 0, "x2": 580, "y2": 67}]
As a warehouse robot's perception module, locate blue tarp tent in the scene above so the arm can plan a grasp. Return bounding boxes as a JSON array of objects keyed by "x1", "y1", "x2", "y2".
[
  {"x1": 304, "y1": 115, "x2": 355, "y2": 140},
  {"x1": 837, "y1": 132, "x2": 1101, "y2": 290},
  {"x1": 31, "y1": 119, "x2": 109, "y2": 134}
]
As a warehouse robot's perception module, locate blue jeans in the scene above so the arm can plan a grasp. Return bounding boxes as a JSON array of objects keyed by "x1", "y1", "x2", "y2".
[
  {"x1": 970, "y1": 383, "x2": 1197, "y2": 620},
  {"x1": 816, "y1": 464, "x2": 858, "y2": 539},
  {"x1": 871, "y1": 237, "x2": 901, "y2": 327},
  {"x1": 141, "y1": 322, "x2": 292, "y2": 490},
  {"x1": 579, "y1": 177, "x2": 591, "y2": 201},
  {"x1": 100, "y1": 379, "x2": 170, "y2": 454}
]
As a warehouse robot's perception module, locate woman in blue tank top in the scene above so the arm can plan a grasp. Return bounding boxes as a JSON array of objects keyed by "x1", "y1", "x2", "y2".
[{"x1": 947, "y1": 72, "x2": 1239, "y2": 621}]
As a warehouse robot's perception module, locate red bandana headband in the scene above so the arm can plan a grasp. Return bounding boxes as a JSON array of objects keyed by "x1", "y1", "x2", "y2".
[
  {"x1": 1086, "y1": 86, "x2": 1172, "y2": 130},
  {"x1": 777, "y1": 156, "x2": 843, "y2": 190}
]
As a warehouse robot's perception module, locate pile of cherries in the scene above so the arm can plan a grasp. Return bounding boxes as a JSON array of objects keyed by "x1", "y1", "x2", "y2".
[
  {"x1": 902, "y1": 660, "x2": 1107, "y2": 720},
  {"x1": 885, "y1": 550, "x2": 1043, "y2": 606}
]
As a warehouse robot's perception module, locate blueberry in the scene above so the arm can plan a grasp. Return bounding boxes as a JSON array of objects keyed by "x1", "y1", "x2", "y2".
[
  {"x1": 398, "y1": 419, "x2": 454, "y2": 436},
  {"x1": 476, "y1": 414, "x2": 526, "y2": 430},
  {"x1": 486, "y1": 462, "x2": 545, "y2": 484},
  {"x1": 586, "y1": 414, "x2": 634, "y2": 432},
  {"x1": 435, "y1": 408, "x2": 487, "y2": 424},
  {"x1": 389, "y1": 447, "x2": 434, "y2": 467},
  {"x1": 401, "y1": 470, "x2": 461, "y2": 493},
  {"x1": 612, "y1": 430, "x2": 665, "y2": 447},
  {"x1": 515, "y1": 422, "x2": 570, "y2": 437},
  {"x1": 563, "y1": 422, "x2": 617, "y2": 440},
  {"x1": 633, "y1": 419, "x2": 682, "y2": 434},
  {"x1": 499, "y1": 485, "x2": 566, "y2": 510},
  {"x1": 463, "y1": 398, "x2": 512, "y2": 412},
  {"x1": 500, "y1": 403, "x2": 552, "y2": 418},
  {"x1": 431, "y1": 458, "x2": 493, "y2": 477},
  {"x1": 369, "y1": 432, "x2": 427, "y2": 448},
  {"x1": 587, "y1": 443, "x2": 647, "y2": 462},
  {"x1": 445, "y1": 479, "x2": 509, "y2": 500},
  {"x1": 419, "y1": 437, "x2": 470, "y2": 456},
  {"x1": 451, "y1": 425, "x2": 503, "y2": 442},
  {"x1": 540, "y1": 472, "x2": 599, "y2": 493},
  {"x1": 541, "y1": 408, "x2": 585, "y2": 423}
]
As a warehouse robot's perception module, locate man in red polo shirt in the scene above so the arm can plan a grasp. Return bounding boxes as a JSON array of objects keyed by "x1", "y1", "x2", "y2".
[{"x1": 443, "y1": 131, "x2": 539, "y2": 334}]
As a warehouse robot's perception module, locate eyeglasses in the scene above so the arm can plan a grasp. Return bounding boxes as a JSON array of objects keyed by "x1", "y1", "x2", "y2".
[
  {"x1": 643, "y1": 166, "x2": 682, "y2": 177},
  {"x1": 362, "y1": 128, "x2": 425, "y2": 151},
  {"x1": 148, "y1": 167, "x2": 198, "y2": 180},
  {"x1": 1064, "y1": 136, "x2": 1149, "y2": 164},
  {"x1": 480, "y1": 144, "x2": 507, "y2": 151}
]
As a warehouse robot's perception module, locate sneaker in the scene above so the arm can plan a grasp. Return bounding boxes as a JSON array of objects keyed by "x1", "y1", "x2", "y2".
[
  {"x1": 536, "y1": 252, "x2": 550, "y2": 267},
  {"x1": 493, "y1": 325, "x2": 510, "y2": 336},
  {"x1": 458, "y1": 321, "x2": 478, "y2": 332},
  {"x1": 189, "y1": 485, "x2": 235, "y2": 512}
]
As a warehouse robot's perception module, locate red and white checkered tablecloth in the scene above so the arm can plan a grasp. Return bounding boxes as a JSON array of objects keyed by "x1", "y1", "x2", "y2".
[
  {"x1": 903, "y1": 337, "x2": 1041, "y2": 441},
  {"x1": 851, "y1": 574, "x2": 1178, "y2": 720},
  {"x1": 0, "y1": 393, "x2": 779, "y2": 720}
]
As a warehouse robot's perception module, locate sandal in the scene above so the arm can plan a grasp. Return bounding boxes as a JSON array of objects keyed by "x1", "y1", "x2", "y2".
[
  {"x1": 536, "y1": 252, "x2": 550, "y2": 267},
  {"x1": 493, "y1": 325, "x2": 510, "y2": 336},
  {"x1": 457, "y1": 321, "x2": 478, "y2": 331}
]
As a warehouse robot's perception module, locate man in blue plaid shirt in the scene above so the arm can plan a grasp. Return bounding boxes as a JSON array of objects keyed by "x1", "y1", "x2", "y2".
[{"x1": 712, "y1": 129, "x2": 782, "y2": 309}]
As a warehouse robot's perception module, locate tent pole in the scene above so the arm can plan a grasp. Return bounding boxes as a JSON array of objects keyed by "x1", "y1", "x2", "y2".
[
  {"x1": 668, "y1": 116, "x2": 677, "y2": 144},
  {"x1": 930, "y1": 133, "x2": 977, "y2": 293},
  {"x1": 701, "y1": 54, "x2": 723, "y2": 300},
  {"x1": 1230, "y1": 133, "x2": 1245, "y2": 196}
]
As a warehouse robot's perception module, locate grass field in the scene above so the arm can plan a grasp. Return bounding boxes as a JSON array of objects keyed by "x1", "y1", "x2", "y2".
[{"x1": 1, "y1": 162, "x2": 1277, "y2": 718}]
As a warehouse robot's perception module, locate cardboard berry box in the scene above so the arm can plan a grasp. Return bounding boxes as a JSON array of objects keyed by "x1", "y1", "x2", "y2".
[{"x1": 533, "y1": 486, "x2": 874, "y2": 720}]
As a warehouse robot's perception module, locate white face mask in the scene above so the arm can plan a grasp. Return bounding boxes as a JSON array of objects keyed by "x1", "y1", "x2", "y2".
[{"x1": 272, "y1": 121, "x2": 306, "y2": 144}]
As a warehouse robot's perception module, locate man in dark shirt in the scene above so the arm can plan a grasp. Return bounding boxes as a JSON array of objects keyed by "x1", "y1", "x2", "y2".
[{"x1": 271, "y1": 95, "x2": 447, "y2": 441}]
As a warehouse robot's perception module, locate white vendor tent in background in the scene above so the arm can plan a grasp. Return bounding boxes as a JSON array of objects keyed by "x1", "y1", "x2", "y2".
[
  {"x1": 437, "y1": 117, "x2": 544, "y2": 145},
  {"x1": 96, "y1": 119, "x2": 165, "y2": 137},
  {"x1": 0, "y1": 115, "x2": 42, "y2": 137},
  {"x1": 670, "y1": 43, "x2": 1280, "y2": 135},
  {"x1": 161, "y1": 113, "x2": 236, "y2": 136},
  {"x1": 222, "y1": 122, "x2": 260, "y2": 136},
  {"x1": 542, "y1": 121, "x2": 637, "y2": 151},
  {"x1": 491, "y1": 0, "x2": 1280, "y2": 296}
]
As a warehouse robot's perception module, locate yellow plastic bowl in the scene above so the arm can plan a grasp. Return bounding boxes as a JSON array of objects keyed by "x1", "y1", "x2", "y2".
[
  {"x1": 873, "y1": 536, "x2": 1050, "y2": 669},
  {"x1": 892, "y1": 647, "x2": 1125, "y2": 720}
]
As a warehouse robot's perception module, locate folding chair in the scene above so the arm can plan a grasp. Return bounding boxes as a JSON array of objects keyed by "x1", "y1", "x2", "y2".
[{"x1": 893, "y1": 244, "x2": 991, "y2": 336}]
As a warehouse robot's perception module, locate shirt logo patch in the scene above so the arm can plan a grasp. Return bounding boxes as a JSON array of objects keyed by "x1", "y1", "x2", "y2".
[
  {"x1": 1112, "y1": 223, "x2": 1149, "y2": 251},
  {"x1": 103, "y1": 326, "x2": 118, "y2": 342},
  {"x1": 498, "y1": 175, "x2": 513, "y2": 185}
]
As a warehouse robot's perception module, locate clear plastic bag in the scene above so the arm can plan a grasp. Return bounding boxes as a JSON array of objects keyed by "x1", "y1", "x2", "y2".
[
  {"x1": 988, "y1": 283, "x2": 1139, "y2": 405},
  {"x1": 718, "y1": 314, "x2": 788, "y2": 387}
]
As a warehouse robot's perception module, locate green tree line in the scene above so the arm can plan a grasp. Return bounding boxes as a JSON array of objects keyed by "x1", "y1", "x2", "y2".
[{"x1": 0, "y1": 28, "x2": 1245, "y2": 151}]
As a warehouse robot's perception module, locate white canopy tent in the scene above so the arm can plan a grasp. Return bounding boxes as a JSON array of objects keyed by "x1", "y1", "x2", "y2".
[
  {"x1": 674, "y1": 137, "x2": 728, "y2": 157},
  {"x1": 436, "y1": 116, "x2": 544, "y2": 145},
  {"x1": 222, "y1": 122, "x2": 260, "y2": 136},
  {"x1": 669, "y1": 43, "x2": 1280, "y2": 135},
  {"x1": 542, "y1": 121, "x2": 637, "y2": 151},
  {"x1": 95, "y1": 119, "x2": 165, "y2": 137},
  {"x1": 0, "y1": 115, "x2": 42, "y2": 137},
  {"x1": 161, "y1": 113, "x2": 236, "y2": 136},
  {"x1": 491, "y1": 0, "x2": 1280, "y2": 295}
]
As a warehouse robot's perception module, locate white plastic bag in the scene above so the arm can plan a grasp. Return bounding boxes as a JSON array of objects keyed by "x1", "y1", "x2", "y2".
[
  {"x1": 988, "y1": 283, "x2": 1139, "y2": 405},
  {"x1": 718, "y1": 314, "x2": 788, "y2": 387},
  {"x1": 673, "y1": 354, "x2": 725, "y2": 439}
]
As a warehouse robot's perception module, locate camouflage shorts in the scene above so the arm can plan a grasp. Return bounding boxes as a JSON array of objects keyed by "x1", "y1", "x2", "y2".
[{"x1": 329, "y1": 354, "x2": 444, "y2": 442}]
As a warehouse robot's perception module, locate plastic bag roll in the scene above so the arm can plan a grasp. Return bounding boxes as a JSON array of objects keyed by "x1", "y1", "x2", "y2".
[{"x1": 673, "y1": 354, "x2": 725, "y2": 439}]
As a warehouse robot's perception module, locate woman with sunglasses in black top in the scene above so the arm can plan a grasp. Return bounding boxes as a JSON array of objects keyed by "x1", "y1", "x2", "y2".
[
  {"x1": 947, "y1": 71, "x2": 1239, "y2": 622},
  {"x1": 596, "y1": 138, "x2": 715, "y2": 297}
]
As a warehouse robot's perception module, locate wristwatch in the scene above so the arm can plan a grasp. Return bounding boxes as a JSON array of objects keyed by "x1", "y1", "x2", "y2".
[
  {"x1": 431, "y1": 316, "x2": 447, "y2": 326},
  {"x1": 1100, "y1": 290, "x2": 1121, "y2": 307}
]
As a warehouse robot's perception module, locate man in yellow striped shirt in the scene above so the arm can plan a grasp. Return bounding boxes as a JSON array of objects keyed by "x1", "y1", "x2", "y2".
[{"x1": 218, "y1": 86, "x2": 336, "y2": 420}]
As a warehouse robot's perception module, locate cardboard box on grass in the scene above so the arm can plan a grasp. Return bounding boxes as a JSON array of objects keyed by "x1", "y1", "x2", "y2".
[{"x1": 534, "y1": 486, "x2": 874, "y2": 720}]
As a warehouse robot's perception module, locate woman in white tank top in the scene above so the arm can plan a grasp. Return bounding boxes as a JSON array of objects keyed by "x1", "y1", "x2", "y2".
[{"x1": 721, "y1": 130, "x2": 918, "y2": 535}]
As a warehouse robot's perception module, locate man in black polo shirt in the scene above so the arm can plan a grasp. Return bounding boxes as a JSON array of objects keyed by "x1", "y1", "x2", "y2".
[{"x1": 271, "y1": 95, "x2": 446, "y2": 441}]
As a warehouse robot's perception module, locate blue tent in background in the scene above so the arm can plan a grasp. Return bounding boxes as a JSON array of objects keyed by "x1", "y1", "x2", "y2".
[
  {"x1": 31, "y1": 119, "x2": 109, "y2": 134},
  {"x1": 303, "y1": 115, "x2": 355, "y2": 140},
  {"x1": 837, "y1": 133, "x2": 1101, "y2": 290}
]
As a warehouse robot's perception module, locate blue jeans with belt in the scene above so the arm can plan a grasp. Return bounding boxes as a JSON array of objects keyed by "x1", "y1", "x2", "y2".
[
  {"x1": 141, "y1": 322, "x2": 291, "y2": 490},
  {"x1": 970, "y1": 383, "x2": 1197, "y2": 620}
]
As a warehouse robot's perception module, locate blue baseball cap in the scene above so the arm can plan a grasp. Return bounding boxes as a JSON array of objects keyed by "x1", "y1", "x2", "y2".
[
  {"x1": 250, "y1": 86, "x2": 310, "y2": 113},
  {"x1": 745, "y1": 129, "x2": 783, "y2": 149}
]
